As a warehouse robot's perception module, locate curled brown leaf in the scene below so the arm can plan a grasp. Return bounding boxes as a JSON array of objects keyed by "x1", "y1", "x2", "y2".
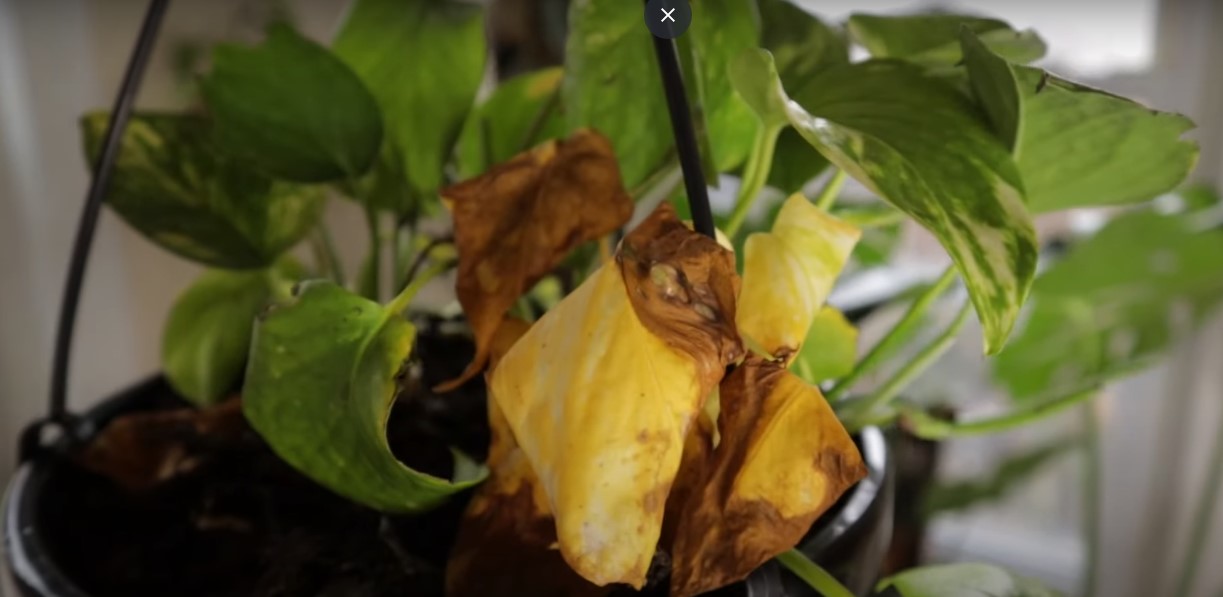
[
  {"x1": 669, "y1": 356, "x2": 866, "y2": 597},
  {"x1": 439, "y1": 129, "x2": 633, "y2": 391}
]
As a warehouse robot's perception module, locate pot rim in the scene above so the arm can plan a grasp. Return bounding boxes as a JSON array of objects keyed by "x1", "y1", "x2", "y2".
[{"x1": 4, "y1": 376, "x2": 890, "y2": 597}]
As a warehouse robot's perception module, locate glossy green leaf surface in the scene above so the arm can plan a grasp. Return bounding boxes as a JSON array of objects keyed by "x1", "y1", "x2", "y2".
[
  {"x1": 202, "y1": 25, "x2": 382, "y2": 182},
  {"x1": 1013, "y1": 68, "x2": 1198, "y2": 212},
  {"x1": 961, "y1": 28, "x2": 1022, "y2": 152},
  {"x1": 994, "y1": 210, "x2": 1223, "y2": 400},
  {"x1": 334, "y1": 0, "x2": 486, "y2": 200},
  {"x1": 454, "y1": 68, "x2": 566, "y2": 179},
  {"x1": 731, "y1": 50, "x2": 1038, "y2": 354},
  {"x1": 564, "y1": 0, "x2": 758, "y2": 188},
  {"x1": 162, "y1": 262, "x2": 299, "y2": 406},
  {"x1": 243, "y1": 281, "x2": 484, "y2": 512},
  {"x1": 848, "y1": 13, "x2": 1046, "y2": 65},
  {"x1": 878, "y1": 563, "x2": 1063, "y2": 597},
  {"x1": 82, "y1": 112, "x2": 324, "y2": 268}
]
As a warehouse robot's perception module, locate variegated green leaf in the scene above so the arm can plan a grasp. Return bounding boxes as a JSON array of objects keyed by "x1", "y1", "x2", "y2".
[
  {"x1": 961, "y1": 28, "x2": 1022, "y2": 153},
  {"x1": 244, "y1": 281, "x2": 485, "y2": 512},
  {"x1": 730, "y1": 50, "x2": 1037, "y2": 353},
  {"x1": 878, "y1": 563, "x2": 1063, "y2": 597},
  {"x1": 81, "y1": 112, "x2": 324, "y2": 268}
]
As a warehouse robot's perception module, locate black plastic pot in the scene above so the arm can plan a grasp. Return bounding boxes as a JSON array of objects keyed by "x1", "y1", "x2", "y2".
[{"x1": 3, "y1": 376, "x2": 892, "y2": 597}]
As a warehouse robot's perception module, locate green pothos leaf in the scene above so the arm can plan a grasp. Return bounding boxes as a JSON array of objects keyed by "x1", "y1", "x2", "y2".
[
  {"x1": 994, "y1": 210, "x2": 1223, "y2": 400},
  {"x1": 162, "y1": 261, "x2": 301, "y2": 406},
  {"x1": 848, "y1": 13, "x2": 1046, "y2": 65},
  {"x1": 334, "y1": 0, "x2": 486, "y2": 204},
  {"x1": 454, "y1": 68, "x2": 566, "y2": 179},
  {"x1": 201, "y1": 25, "x2": 383, "y2": 182},
  {"x1": 730, "y1": 50, "x2": 1038, "y2": 354},
  {"x1": 961, "y1": 28, "x2": 1022, "y2": 153},
  {"x1": 792, "y1": 306, "x2": 857, "y2": 384},
  {"x1": 877, "y1": 563, "x2": 1063, "y2": 597},
  {"x1": 243, "y1": 281, "x2": 485, "y2": 512},
  {"x1": 81, "y1": 112, "x2": 324, "y2": 269}
]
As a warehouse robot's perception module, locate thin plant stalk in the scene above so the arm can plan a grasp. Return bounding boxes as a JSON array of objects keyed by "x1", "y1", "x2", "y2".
[
  {"x1": 814, "y1": 169, "x2": 847, "y2": 211},
  {"x1": 901, "y1": 386, "x2": 1099, "y2": 440},
  {"x1": 363, "y1": 208, "x2": 382, "y2": 301},
  {"x1": 827, "y1": 265, "x2": 958, "y2": 401},
  {"x1": 1171, "y1": 397, "x2": 1223, "y2": 597},
  {"x1": 1080, "y1": 402, "x2": 1102, "y2": 597},
  {"x1": 842, "y1": 299, "x2": 972, "y2": 432},
  {"x1": 387, "y1": 258, "x2": 452, "y2": 315},
  {"x1": 775, "y1": 549, "x2": 855, "y2": 597},
  {"x1": 310, "y1": 222, "x2": 345, "y2": 283},
  {"x1": 724, "y1": 124, "x2": 782, "y2": 237}
]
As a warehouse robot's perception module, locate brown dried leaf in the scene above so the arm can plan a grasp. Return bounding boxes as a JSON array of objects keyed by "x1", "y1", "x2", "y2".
[
  {"x1": 439, "y1": 129, "x2": 633, "y2": 391},
  {"x1": 76, "y1": 398, "x2": 246, "y2": 492},
  {"x1": 488, "y1": 204, "x2": 742, "y2": 587},
  {"x1": 669, "y1": 356, "x2": 866, "y2": 597}
]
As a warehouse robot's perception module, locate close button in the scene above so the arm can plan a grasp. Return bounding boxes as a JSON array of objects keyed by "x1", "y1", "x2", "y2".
[{"x1": 644, "y1": 0, "x2": 691, "y2": 39}]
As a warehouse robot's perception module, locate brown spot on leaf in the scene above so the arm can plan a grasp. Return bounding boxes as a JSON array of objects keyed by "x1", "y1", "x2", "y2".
[
  {"x1": 438, "y1": 130, "x2": 633, "y2": 391},
  {"x1": 668, "y1": 356, "x2": 866, "y2": 597}
]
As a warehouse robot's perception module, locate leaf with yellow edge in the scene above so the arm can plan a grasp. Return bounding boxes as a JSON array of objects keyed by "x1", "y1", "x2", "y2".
[
  {"x1": 737, "y1": 194, "x2": 860, "y2": 363},
  {"x1": 489, "y1": 204, "x2": 742, "y2": 588},
  {"x1": 440, "y1": 130, "x2": 633, "y2": 391},
  {"x1": 669, "y1": 356, "x2": 866, "y2": 597},
  {"x1": 448, "y1": 319, "x2": 607, "y2": 597}
]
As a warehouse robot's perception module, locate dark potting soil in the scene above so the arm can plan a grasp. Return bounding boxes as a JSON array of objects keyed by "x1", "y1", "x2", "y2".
[{"x1": 35, "y1": 317, "x2": 745, "y2": 597}]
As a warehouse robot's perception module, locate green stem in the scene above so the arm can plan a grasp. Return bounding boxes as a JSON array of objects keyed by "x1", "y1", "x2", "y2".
[
  {"x1": 387, "y1": 258, "x2": 453, "y2": 315},
  {"x1": 725, "y1": 124, "x2": 782, "y2": 238},
  {"x1": 363, "y1": 208, "x2": 382, "y2": 301},
  {"x1": 1080, "y1": 403, "x2": 1101, "y2": 597},
  {"x1": 827, "y1": 265, "x2": 958, "y2": 402},
  {"x1": 902, "y1": 386, "x2": 1099, "y2": 440},
  {"x1": 842, "y1": 299, "x2": 972, "y2": 432},
  {"x1": 308, "y1": 222, "x2": 345, "y2": 284},
  {"x1": 1172, "y1": 396, "x2": 1223, "y2": 597},
  {"x1": 814, "y1": 169, "x2": 847, "y2": 211},
  {"x1": 775, "y1": 549, "x2": 854, "y2": 597}
]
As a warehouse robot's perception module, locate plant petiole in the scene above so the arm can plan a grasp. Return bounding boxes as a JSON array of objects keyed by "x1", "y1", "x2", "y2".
[
  {"x1": 775, "y1": 549, "x2": 854, "y2": 597},
  {"x1": 725, "y1": 123, "x2": 783, "y2": 238}
]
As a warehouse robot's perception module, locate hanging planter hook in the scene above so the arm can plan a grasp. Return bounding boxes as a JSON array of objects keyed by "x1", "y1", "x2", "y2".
[{"x1": 19, "y1": 0, "x2": 171, "y2": 463}]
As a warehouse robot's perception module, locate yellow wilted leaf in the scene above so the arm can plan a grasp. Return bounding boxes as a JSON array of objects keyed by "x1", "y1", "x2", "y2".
[
  {"x1": 737, "y1": 194, "x2": 860, "y2": 362},
  {"x1": 669, "y1": 356, "x2": 866, "y2": 597},
  {"x1": 439, "y1": 129, "x2": 633, "y2": 391},
  {"x1": 489, "y1": 205, "x2": 742, "y2": 587}
]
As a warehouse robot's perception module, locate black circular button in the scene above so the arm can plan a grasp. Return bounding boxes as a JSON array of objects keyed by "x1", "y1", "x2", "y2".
[{"x1": 644, "y1": 0, "x2": 691, "y2": 40}]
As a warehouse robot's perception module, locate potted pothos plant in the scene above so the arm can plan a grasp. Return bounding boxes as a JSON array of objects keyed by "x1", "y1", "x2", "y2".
[{"x1": 6, "y1": 0, "x2": 1217, "y2": 596}]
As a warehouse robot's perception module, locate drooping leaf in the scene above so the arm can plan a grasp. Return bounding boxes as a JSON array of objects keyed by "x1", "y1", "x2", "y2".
[
  {"x1": 730, "y1": 50, "x2": 1038, "y2": 354},
  {"x1": 334, "y1": 0, "x2": 486, "y2": 202},
  {"x1": 454, "y1": 68, "x2": 566, "y2": 180},
  {"x1": 162, "y1": 262, "x2": 299, "y2": 406},
  {"x1": 1013, "y1": 68, "x2": 1198, "y2": 212},
  {"x1": 489, "y1": 205, "x2": 742, "y2": 587},
  {"x1": 766, "y1": 129, "x2": 831, "y2": 193},
  {"x1": 792, "y1": 306, "x2": 858, "y2": 384},
  {"x1": 564, "y1": 0, "x2": 757, "y2": 187},
  {"x1": 848, "y1": 13, "x2": 1046, "y2": 65},
  {"x1": 961, "y1": 28, "x2": 1022, "y2": 153},
  {"x1": 81, "y1": 112, "x2": 325, "y2": 268},
  {"x1": 201, "y1": 25, "x2": 382, "y2": 182},
  {"x1": 924, "y1": 440, "x2": 1075, "y2": 516},
  {"x1": 243, "y1": 281, "x2": 484, "y2": 512},
  {"x1": 439, "y1": 130, "x2": 634, "y2": 390},
  {"x1": 877, "y1": 563, "x2": 1063, "y2": 597},
  {"x1": 448, "y1": 319, "x2": 606, "y2": 597},
  {"x1": 737, "y1": 194, "x2": 860, "y2": 361},
  {"x1": 994, "y1": 210, "x2": 1223, "y2": 400},
  {"x1": 669, "y1": 357, "x2": 865, "y2": 597}
]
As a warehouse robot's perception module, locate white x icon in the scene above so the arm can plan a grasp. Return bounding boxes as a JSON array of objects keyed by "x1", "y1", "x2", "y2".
[{"x1": 660, "y1": 8, "x2": 676, "y2": 22}]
